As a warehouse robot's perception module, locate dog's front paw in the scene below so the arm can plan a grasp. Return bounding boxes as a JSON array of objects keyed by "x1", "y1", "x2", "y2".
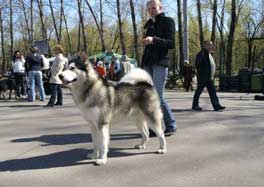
[
  {"x1": 87, "y1": 152, "x2": 98, "y2": 159},
  {"x1": 157, "y1": 148, "x2": 167, "y2": 154},
  {"x1": 95, "y1": 158, "x2": 107, "y2": 165},
  {"x1": 134, "y1": 144, "x2": 146, "y2": 150}
]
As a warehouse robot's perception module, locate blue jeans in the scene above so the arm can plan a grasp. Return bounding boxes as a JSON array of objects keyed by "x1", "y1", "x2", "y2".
[
  {"x1": 144, "y1": 65, "x2": 177, "y2": 131},
  {"x1": 28, "y1": 70, "x2": 45, "y2": 101},
  {"x1": 47, "y1": 83, "x2": 63, "y2": 106}
]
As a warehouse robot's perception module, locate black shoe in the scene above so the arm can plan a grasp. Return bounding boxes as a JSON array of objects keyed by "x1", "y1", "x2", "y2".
[
  {"x1": 54, "y1": 103, "x2": 62, "y2": 106},
  {"x1": 192, "y1": 106, "x2": 202, "y2": 111},
  {"x1": 44, "y1": 104, "x2": 54, "y2": 107},
  {"x1": 149, "y1": 129, "x2": 177, "y2": 137},
  {"x1": 164, "y1": 128, "x2": 177, "y2": 137},
  {"x1": 214, "y1": 105, "x2": 226, "y2": 111}
]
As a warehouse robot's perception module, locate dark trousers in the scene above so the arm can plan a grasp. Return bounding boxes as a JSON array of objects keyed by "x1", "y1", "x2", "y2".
[
  {"x1": 192, "y1": 80, "x2": 220, "y2": 109},
  {"x1": 47, "y1": 83, "x2": 62, "y2": 106},
  {"x1": 14, "y1": 73, "x2": 26, "y2": 97}
]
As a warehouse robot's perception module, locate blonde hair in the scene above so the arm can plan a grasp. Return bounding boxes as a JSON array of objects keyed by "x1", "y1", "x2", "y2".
[
  {"x1": 147, "y1": 0, "x2": 161, "y2": 7},
  {"x1": 54, "y1": 45, "x2": 64, "y2": 54}
]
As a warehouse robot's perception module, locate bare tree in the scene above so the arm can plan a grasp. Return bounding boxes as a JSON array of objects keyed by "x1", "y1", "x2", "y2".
[
  {"x1": 84, "y1": 0, "x2": 106, "y2": 52},
  {"x1": 9, "y1": 0, "x2": 13, "y2": 58},
  {"x1": 196, "y1": 0, "x2": 204, "y2": 48},
  {"x1": 77, "y1": 0, "x2": 87, "y2": 52},
  {"x1": 99, "y1": 0, "x2": 105, "y2": 52},
  {"x1": 130, "y1": 0, "x2": 139, "y2": 64},
  {"x1": 177, "y1": 0, "x2": 184, "y2": 71},
  {"x1": 48, "y1": 0, "x2": 60, "y2": 43},
  {"x1": 211, "y1": 0, "x2": 217, "y2": 43},
  {"x1": 111, "y1": 28, "x2": 119, "y2": 51},
  {"x1": 216, "y1": 0, "x2": 226, "y2": 75},
  {"x1": 59, "y1": 0, "x2": 63, "y2": 41},
  {"x1": 225, "y1": 0, "x2": 245, "y2": 75},
  {"x1": 116, "y1": 0, "x2": 126, "y2": 55},
  {"x1": 30, "y1": 0, "x2": 34, "y2": 43},
  {"x1": 61, "y1": 0, "x2": 72, "y2": 53},
  {"x1": 36, "y1": 0, "x2": 47, "y2": 40},
  {"x1": 0, "y1": 5, "x2": 6, "y2": 73},
  {"x1": 244, "y1": 11, "x2": 264, "y2": 68},
  {"x1": 20, "y1": 0, "x2": 31, "y2": 42}
]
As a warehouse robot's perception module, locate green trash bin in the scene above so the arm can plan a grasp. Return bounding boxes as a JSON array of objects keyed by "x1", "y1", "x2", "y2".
[{"x1": 251, "y1": 74, "x2": 263, "y2": 92}]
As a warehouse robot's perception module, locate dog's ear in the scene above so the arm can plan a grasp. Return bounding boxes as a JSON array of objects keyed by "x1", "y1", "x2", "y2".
[
  {"x1": 69, "y1": 56, "x2": 88, "y2": 72},
  {"x1": 84, "y1": 60, "x2": 93, "y2": 72}
]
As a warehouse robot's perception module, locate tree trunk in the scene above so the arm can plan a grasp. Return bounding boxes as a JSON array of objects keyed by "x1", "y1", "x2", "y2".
[
  {"x1": 211, "y1": 0, "x2": 217, "y2": 43},
  {"x1": 217, "y1": 0, "x2": 225, "y2": 75},
  {"x1": 111, "y1": 28, "x2": 119, "y2": 51},
  {"x1": 61, "y1": 2, "x2": 72, "y2": 54},
  {"x1": 116, "y1": 0, "x2": 126, "y2": 55},
  {"x1": 84, "y1": 0, "x2": 106, "y2": 52},
  {"x1": 99, "y1": 0, "x2": 106, "y2": 52},
  {"x1": 59, "y1": 0, "x2": 63, "y2": 42},
  {"x1": 77, "y1": 0, "x2": 87, "y2": 53},
  {"x1": 78, "y1": 22, "x2": 81, "y2": 52},
  {"x1": 9, "y1": 0, "x2": 13, "y2": 60},
  {"x1": 20, "y1": 0, "x2": 31, "y2": 42},
  {"x1": 0, "y1": 7, "x2": 6, "y2": 73},
  {"x1": 130, "y1": 0, "x2": 140, "y2": 65},
  {"x1": 30, "y1": 0, "x2": 34, "y2": 44},
  {"x1": 36, "y1": 0, "x2": 47, "y2": 40},
  {"x1": 197, "y1": 0, "x2": 204, "y2": 49},
  {"x1": 177, "y1": 0, "x2": 184, "y2": 71},
  {"x1": 48, "y1": 0, "x2": 60, "y2": 44},
  {"x1": 247, "y1": 39, "x2": 253, "y2": 69},
  {"x1": 183, "y1": 0, "x2": 189, "y2": 66},
  {"x1": 225, "y1": 0, "x2": 236, "y2": 76}
]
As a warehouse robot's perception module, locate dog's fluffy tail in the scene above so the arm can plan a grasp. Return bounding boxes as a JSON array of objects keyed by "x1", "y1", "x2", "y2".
[{"x1": 119, "y1": 68, "x2": 153, "y2": 86}]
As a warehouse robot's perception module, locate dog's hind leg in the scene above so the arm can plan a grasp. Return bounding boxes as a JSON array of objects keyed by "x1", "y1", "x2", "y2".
[
  {"x1": 95, "y1": 124, "x2": 110, "y2": 165},
  {"x1": 147, "y1": 111, "x2": 167, "y2": 154},
  {"x1": 87, "y1": 125, "x2": 99, "y2": 159},
  {"x1": 135, "y1": 114, "x2": 149, "y2": 150}
]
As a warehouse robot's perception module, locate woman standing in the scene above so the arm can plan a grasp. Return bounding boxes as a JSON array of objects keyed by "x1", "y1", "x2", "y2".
[
  {"x1": 46, "y1": 45, "x2": 66, "y2": 107},
  {"x1": 141, "y1": 0, "x2": 177, "y2": 136},
  {"x1": 12, "y1": 50, "x2": 26, "y2": 98}
]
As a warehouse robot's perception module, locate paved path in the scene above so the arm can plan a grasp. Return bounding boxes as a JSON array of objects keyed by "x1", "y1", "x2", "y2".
[{"x1": 0, "y1": 89, "x2": 263, "y2": 187}]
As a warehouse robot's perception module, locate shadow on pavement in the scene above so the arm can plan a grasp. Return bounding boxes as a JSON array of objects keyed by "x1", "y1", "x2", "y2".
[
  {"x1": 11, "y1": 133, "x2": 141, "y2": 146},
  {"x1": 0, "y1": 147, "x2": 155, "y2": 171},
  {"x1": 0, "y1": 149, "x2": 93, "y2": 171}
]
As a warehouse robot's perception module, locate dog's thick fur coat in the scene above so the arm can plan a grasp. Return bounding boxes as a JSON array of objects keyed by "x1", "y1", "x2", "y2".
[{"x1": 60, "y1": 58, "x2": 166, "y2": 165}]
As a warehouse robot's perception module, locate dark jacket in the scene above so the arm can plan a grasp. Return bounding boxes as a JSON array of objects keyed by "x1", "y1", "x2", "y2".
[
  {"x1": 195, "y1": 49, "x2": 212, "y2": 82},
  {"x1": 25, "y1": 52, "x2": 43, "y2": 72},
  {"x1": 141, "y1": 13, "x2": 175, "y2": 67}
]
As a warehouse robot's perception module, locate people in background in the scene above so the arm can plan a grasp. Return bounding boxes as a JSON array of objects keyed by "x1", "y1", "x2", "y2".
[
  {"x1": 109, "y1": 55, "x2": 124, "y2": 81},
  {"x1": 192, "y1": 40, "x2": 226, "y2": 111},
  {"x1": 95, "y1": 58, "x2": 107, "y2": 79},
  {"x1": 12, "y1": 50, "x2": 26, "y2": 98},
  {"x1": 46, "y1": 45, "x2": 66, "y2": 107},
  {"x1": 25, "y1": 46, "x2": 45, "y2": 102},
  {"x1": 121, "y1": 55, "x2": 132, "y2": 74}
]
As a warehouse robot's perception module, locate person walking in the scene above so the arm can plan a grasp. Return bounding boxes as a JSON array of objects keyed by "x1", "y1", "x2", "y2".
[
  {"x1": 25, "y1": 46, "x2": 45, "y2": 102},
  {"x1": 12, "y1": 50, "x2": 26, "y2": 98},
  {"x1": 192, "y1": 40, "x2": 226, "y2": 111},
  {"x1": 141, "y1": 0, "x2": 177, "y2": 136},
  {"x1": 46, "y1": 45, "x2": 66, "y2": 107}
]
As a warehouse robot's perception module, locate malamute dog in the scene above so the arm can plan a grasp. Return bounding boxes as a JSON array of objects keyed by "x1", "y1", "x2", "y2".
[{"x1": 59, "y1": 57, "x2": 166, "y2": 165}]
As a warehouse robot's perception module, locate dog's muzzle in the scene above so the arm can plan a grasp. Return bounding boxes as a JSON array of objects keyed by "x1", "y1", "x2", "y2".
[{"x1": 59, "y1": 74, "x2": 77, "y2": 85}]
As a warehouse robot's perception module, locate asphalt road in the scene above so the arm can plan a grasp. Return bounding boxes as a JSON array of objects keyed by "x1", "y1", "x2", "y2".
[{"x1": 0, "y1": 89, "x2": 263, "y2": 187}]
